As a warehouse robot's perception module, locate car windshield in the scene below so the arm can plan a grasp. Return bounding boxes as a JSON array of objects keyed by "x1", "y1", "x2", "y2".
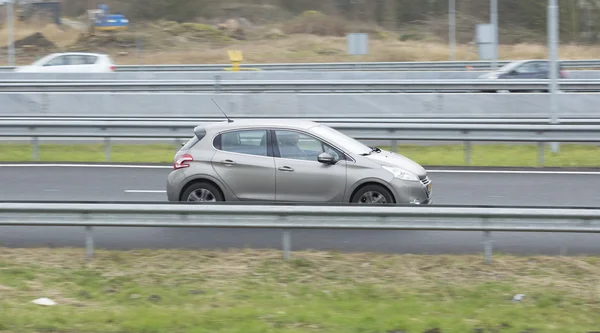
[
  {"x1": 496, "y1": 60, "x2": 527, "y2": 72},
  {"x1": 310, "y1": 124, "x2": 372, "y2": 155},
  {"x1": 29, "y1": 54, "x2": 57, "y2": 66}
]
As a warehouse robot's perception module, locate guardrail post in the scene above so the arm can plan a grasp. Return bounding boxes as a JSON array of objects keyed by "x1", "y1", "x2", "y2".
[
  {"x1": 483, "y1": 230, "x2": 493, "y2": 264},
  {"x1": 538, "y1": 142, "x2": 545, "y2": 167},
  {"x1": 464, "y1": 141, "x2": 472, "y2": 165},
  {"x1": 390, "y1": 139, "x2": 398, "y2": 153},
  {"x1": 282, "y1": 229, "x2": 291, "y2": 261},
  {"x1": 104, "y1": 138, "x2": 111, "y2": 162},
  {"x1": 32, "y1": 136, "x2": 39, "y2": 161},
  {"x1": 85, "y1": 225, "x2": 94, "y2": 260},
  {"x1": 214, "y1": 74, "x2": 221, "y2": 93}
]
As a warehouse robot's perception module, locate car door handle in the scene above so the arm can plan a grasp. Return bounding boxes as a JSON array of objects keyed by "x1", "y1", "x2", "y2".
[
  {"x1": 278, "y1": 166, "x2": 294, "y2": 172},
  {"x1": 220, "y1": 159, "x2": 236, "y2": 166}
]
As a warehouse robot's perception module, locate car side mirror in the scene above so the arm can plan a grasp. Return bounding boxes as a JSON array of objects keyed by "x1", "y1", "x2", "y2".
[{"x1": 317, "y1": 152, "x2": 336, "y2": 164}]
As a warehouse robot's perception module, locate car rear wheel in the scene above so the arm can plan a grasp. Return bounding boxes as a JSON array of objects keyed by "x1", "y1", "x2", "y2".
[
  {"x1": 182, "y1": 182, "x2": 224, "y2": 203},
  {"x1": 351, "y1": 184, "x2": 394, "y2": 204}
]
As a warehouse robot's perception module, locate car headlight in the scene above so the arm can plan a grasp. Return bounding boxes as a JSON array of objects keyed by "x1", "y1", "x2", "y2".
[{"x1": 382, "y1": 166, "x2": 420, "y2": 181}]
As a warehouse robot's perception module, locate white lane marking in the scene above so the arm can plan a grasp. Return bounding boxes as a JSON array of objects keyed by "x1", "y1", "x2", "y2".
[
  {"x1": 124, "y1": 190, "x2": 166, "y2": 193},
  {"x1": 1, "y1": 164, "x2": 600, "y2": 175}
]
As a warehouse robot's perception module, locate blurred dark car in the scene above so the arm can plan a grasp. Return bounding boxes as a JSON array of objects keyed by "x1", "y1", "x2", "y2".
[{"x1": 478, "y1": 59, "x2": 567, "y2": 92}]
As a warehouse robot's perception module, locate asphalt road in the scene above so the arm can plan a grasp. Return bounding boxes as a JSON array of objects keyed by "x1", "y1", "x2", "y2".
[{"x1": 1, "y1": 164, "x2": 599, "y2": 255}]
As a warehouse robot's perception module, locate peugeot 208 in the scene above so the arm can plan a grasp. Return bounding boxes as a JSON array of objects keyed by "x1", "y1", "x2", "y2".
[{"x1": 166, "y1": 119, "x2": 432, "y2": 205}]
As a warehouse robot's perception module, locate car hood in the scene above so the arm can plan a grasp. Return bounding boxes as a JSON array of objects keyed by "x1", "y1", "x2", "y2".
[
  {"x1": 477, "y1": 71, "x2": 504, "y2": 79},
  {"x1": 364, "y1": 150, "x2": 427, "y2": 178},
  {"x1": 14, "y1": 66, "x2": 35, "y2": 72}
]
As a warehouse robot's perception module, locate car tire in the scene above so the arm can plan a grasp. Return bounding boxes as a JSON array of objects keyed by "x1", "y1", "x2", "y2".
[
  {"x1": 351, "y1": 184, "x2": 394, "y2": 205},
  {"x1": 181, "y1": 182, "x2": 224, "y2": 203}
]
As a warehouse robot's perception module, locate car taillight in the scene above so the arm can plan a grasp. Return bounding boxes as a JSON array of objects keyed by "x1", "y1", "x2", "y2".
[
  {"x1": 560, "y1": 70, "x2": 567, "y2": 77},
  {"x1": 109, "y1": 65, "x2": 116, "y2": 71},
  {"x1": 174, "y1": 153, "x2": 193, "y2": 170}
]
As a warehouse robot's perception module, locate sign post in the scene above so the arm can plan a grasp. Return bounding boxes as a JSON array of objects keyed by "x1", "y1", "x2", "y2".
[
  {"x1": 227, "y1": 50, "x2": 243, "y2": 72},
  {"x1": 548, "y1": 0, "x2": 560, "y2": 153},
  {"x1": 7, "y1": 0, "x2": 15, "y2": 66},
  {"x1": 490, "y1": 0, "x2": 498, "y2": 69},
  {"x1": 449, "y1": 0, "x2": 456, "y2": 61}
]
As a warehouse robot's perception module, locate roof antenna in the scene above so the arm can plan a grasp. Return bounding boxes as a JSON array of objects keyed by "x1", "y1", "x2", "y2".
[{"x1": 211, "y1": 98, "x2": 233, "y2": 123}]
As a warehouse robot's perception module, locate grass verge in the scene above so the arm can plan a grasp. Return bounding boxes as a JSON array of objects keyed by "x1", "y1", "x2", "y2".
[
  {"x1": 2, "y1": 143, "x2": 600, "y2": 167},
  {"x1": 106, "y1": 39, "x2": 600, "y2": 66},
  {"x1": 0, "y1": 248, "x2": 599, "y2": 333}
]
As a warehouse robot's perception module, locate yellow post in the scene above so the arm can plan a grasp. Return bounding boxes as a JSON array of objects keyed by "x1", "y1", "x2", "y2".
[{"x1": 227, "y1": 50, "x2": 243, "y2": 71}]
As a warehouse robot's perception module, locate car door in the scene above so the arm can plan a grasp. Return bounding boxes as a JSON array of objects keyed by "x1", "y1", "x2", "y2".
[
  {"x1": 272, "y1": 129, "x2": 347, "y2": 203},
  {"x1": 211, "y1": 128, "x2": 276, "y2": 201},
  {"x1": 510, "y1": 61, "x2": 539, "y2": 79},
  {"x1": 537, "y1": 61, "x2": 566, "y2": 79},
  {"x1": 535, "y1": 61, "x2": 550, "y2": 79},
  {"x1": 66, "y1": 55, "x2": 98, "y2": 73}
]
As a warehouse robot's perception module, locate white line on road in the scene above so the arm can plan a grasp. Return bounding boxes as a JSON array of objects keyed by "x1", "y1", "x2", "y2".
[
  {"x1": 124, "y1": 190, "x2": 166, "y2": 193},
  {"x1": 2, "y1": 164, "x2": 600, "y2": 175}
]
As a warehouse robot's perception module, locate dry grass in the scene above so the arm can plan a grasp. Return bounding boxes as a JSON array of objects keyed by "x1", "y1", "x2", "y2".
[
  {"x1": 0, "y1": 21, "x2": 80, "y2": 48},
  {"x1": 1, "y1": 248, "x2": 599, "y2": 332},
  {"x1": 1, "y1": 21, "x2": 600, "y2": 65},
  {"x1": 107, "y1": 38, "x2": 600, "y2": 66}
]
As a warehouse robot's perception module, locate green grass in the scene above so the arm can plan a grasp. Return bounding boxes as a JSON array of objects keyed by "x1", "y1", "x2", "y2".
[
  {"x1": 0, "y1": 248, "x2": 599, "y2": 333},
  {"x1": 2, "y1": 142, "x2": 600, "y2": 167}
]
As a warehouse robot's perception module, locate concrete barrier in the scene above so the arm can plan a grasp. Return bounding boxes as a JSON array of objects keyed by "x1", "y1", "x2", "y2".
[
  {"x1": 2, "y1": 92, "x2": 599, "y2": 118},
  {"x1": 1, "y1": 70, "x2": 598, "y2": 81}
]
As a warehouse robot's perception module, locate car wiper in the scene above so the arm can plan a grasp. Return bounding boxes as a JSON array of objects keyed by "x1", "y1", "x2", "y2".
[{"x1": 360, "y1": 146, "x2": 381, "y2": 156}]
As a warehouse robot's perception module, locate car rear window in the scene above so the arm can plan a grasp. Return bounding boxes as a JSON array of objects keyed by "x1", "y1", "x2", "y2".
[{"x1": 181, "y1": 136, "x2": 200, "y2": 150}]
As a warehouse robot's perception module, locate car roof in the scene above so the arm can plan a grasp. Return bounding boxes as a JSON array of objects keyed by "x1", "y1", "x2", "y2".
[
  {"x1": 196, "y1": 119, "x2": 321, "y2": 133},
  {"x1": 49, "y1": 52, "x2": 108, "y2": 57}
]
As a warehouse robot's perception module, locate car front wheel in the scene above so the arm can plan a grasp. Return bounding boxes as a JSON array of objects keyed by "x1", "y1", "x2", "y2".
[{"x1": 351, "y1": 184, "x2": 394, "y2": 205}]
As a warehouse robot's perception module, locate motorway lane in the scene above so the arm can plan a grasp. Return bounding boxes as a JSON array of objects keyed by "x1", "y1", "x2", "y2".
[
  {"x1": 0, "y1": 164, "x2": 599, "y2": 255},
  {"x1": 2, "y1": 165, "x2": 600, "y2": 205}
]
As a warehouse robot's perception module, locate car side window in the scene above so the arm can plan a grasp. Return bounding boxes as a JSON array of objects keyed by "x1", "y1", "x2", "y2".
[
  {"x1": 67, "y1": 55, "x2": 98, "y2": 65},
  {"x1": 44, "y1": 56, "x2": 67, "y2": 66},
  {"x1": 536, "y1": 61, "x2": 549, "y2": 72},
  {"x1": 214, "y1": 129, "x2": 268, "y2": 157},
  {"x1": 274, "y1": 130, "x2": 342, "y2": 162},
  {"x1": 515, "y1": 62, "x2": 538, "y2": 73}
]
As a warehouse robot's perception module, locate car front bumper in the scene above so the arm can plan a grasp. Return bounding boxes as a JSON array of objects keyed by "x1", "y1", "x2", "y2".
[{"x1": 388, "y1": 177, "x2": 432, "y2": 205}]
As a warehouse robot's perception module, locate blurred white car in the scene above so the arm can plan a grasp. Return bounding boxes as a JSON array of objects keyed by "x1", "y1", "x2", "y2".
[{"x1": 14, "y1": 52, "x2": 116, "y2": 73}]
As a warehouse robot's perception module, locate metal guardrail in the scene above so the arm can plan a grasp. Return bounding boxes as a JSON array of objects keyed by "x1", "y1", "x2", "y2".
[
  {"x1": 2, "y1": 79, "x2": 600, "y2": 93},
  {"x1": 2, "y1": 116, "x2": 599, "y2": 125},
  {"x1": 3, "y1": 59, "x2": 600, "y2": 72},
  {"x1": 2, "y1": 120, "x2": 600, "y2": 166},
  {"x1": 2, "y1": 202, "x2": 600, "y2": 262},
  {"x1": 1, "y1": 70, "x2": 599, "y2": 82}
]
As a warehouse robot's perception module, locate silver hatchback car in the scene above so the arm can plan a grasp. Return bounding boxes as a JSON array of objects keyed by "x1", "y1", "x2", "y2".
[{"x1": 166, "y1": 119, "x2": 432, "y2": 205}]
